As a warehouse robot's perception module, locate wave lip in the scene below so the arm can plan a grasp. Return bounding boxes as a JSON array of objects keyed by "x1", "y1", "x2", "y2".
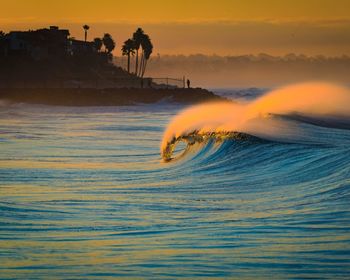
[{"x1": 162, "y1": 131, "x2": 261, "y2": 161}]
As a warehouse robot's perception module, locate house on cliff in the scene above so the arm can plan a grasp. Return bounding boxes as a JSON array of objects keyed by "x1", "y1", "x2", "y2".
[
  {"x1": 68, "y1": 39, "x2": 95, "y2": 56},
  {"x1": 5, "y1": 26, "x2": 70, "y2": 59},
  {"x1": 2, "y1": 26, "x2": 99, "y2": 60}
]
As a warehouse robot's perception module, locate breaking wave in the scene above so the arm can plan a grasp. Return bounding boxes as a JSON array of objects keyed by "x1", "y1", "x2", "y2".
[{"x1": 161, "y1": 82, "x2": 350, "y2": 160}]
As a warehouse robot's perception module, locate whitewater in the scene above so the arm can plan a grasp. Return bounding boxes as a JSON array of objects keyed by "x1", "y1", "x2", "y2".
[{"x1": 0, "y1": 82, "x2": 350, "y2": 279}]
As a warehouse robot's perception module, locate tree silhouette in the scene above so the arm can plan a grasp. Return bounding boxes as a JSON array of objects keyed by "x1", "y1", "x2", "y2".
[
  {"x1": 138, "y1": 34, "x2": 146, "y2": 76},
  {"x1": 132, "y1": 28, "x2": 144, "y2": 75},
  {"x1": 140, "y1": 34, "x2": 153, "y2": 77},
  {"x1": 102, "y1": 33, "x2": 115, "y2": 54},
  {"x1": 122, "y1": 39, "x2": 136, "y2": 73},
  {"x1": 83, "y1": 25, "x2": 90, "y2": 42},
  {"x1": 93, "y1": 38, "x2": 103, "y2": 52}
]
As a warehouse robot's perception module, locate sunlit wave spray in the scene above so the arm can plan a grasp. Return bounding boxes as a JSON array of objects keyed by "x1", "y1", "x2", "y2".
[{"x1": 161, "y1": 82, "x2": 350, "y2": 161}]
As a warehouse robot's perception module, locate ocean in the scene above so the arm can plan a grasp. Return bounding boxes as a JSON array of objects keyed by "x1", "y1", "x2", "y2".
[{"x1": 1, "y1": 85, "x2": 350, "y2": 279}]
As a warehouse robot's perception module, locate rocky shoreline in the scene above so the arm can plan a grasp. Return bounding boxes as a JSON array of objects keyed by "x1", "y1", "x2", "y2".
[{"x1": 0, "y1": 87, "x2": 224, "y2": 106}]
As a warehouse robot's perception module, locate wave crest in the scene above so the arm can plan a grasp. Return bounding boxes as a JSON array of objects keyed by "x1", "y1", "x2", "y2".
[
  {"x1": 162, "y1": 131, "x2": 261, "y2": 161},
  {"x1": 161, "y1": 82, "x2": 350, "y2": 161}
]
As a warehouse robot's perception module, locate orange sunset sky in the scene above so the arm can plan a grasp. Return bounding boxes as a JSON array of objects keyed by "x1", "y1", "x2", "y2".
[{"x1": 1, "y1": 0, "x2": 350, "y2": 55}]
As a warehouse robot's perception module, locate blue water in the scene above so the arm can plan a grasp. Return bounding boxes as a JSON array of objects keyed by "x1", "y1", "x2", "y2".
[{"x1": 1, "y1": 94, "x2": 350, "y2": 279}]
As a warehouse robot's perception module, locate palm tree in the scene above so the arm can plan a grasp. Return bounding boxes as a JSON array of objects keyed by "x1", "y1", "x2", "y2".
[
  {"x1": 83, "y1": 25, "x2": 90, "y2": 42},
  {"x1": 140, "y1": 35, "x2": 153, "y2": 77},
  {"x1": 122, "y1": 39, "x2": 136, "y2": 73},
  {"x1": 138, "y1": 34, "x2": 147, "y2": 77},
  {"x1": 93, "y1": 38, "x2": 103, "y2": 52},
  {"x1": 132, "y1": 28, "x2": 144, "y2": 75},
  {"x1": 102, "y1": 33, "x2": 115, "y2": 54},
  {"x1": 133, "y1": 33, "x2": 153, "y2": 77}
]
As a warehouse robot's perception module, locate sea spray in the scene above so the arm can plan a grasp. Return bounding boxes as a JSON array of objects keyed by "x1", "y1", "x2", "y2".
[{"x1": 161, "y1": 82, "x2": 350, "y2": 160}]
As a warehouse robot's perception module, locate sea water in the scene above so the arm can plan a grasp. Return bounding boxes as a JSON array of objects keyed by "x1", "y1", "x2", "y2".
[{"x1": 0, "y1": 88, "x2": 350, "y2": 279}]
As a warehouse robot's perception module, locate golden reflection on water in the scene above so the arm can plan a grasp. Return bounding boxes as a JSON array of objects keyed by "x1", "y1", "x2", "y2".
[
  {"x1": 0, "y1": 159, "x2": 149, "y2": 170},
  {"x1": 1, "y1": 103, "x2": 350, "y2": 279}
]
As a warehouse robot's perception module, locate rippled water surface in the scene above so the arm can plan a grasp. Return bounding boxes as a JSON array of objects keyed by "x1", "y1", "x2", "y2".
[{"x1": 1, "y1": 100, "x2": 350, "y2": 279}]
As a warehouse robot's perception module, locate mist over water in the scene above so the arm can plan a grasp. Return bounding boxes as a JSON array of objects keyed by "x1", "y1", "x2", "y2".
[{"x1": 1, "y1": 84, "x2": 350, "y2": 279}]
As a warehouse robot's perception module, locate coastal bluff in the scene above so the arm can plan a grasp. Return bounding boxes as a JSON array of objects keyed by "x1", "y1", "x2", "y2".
[
  {"x1": 0, "y1": 26, "x2": 224, "y2": 107},
  {"x1": 0, "y1": 87, "x2": 224, "y2": 106}
]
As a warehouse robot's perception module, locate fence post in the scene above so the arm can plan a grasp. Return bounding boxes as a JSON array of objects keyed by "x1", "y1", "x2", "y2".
[{"x1": 183, "y1": 76, "x2": 185, "y2": 88}]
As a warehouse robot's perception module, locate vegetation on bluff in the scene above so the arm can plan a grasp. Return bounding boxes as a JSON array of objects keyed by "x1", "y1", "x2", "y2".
[
  {"x1": 121, "y1": 28, "x2": 153, "y2": 78},
  {"x1": 0, "y1": 26, "x2": 154, "y2": 87}
]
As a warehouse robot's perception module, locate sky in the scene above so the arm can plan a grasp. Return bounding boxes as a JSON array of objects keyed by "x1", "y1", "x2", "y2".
[{"x1": 1, "y1": 0, "x2": 350, "y2": 55}]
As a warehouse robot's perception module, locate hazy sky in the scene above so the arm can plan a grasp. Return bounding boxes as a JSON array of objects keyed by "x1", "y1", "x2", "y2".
[{"x1": 1, "y1": 0, "x2": 350, "y2": 55}]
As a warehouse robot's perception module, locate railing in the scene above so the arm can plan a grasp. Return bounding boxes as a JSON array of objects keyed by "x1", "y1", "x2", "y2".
[{"x1": 151, "y1": 77, "x2": 186, "y2": 88}]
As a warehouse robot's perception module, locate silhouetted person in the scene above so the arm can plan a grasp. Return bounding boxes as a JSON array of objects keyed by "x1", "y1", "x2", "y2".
[{"x1": 187, "y1": 79, "x2": 191, "y2": 88}]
